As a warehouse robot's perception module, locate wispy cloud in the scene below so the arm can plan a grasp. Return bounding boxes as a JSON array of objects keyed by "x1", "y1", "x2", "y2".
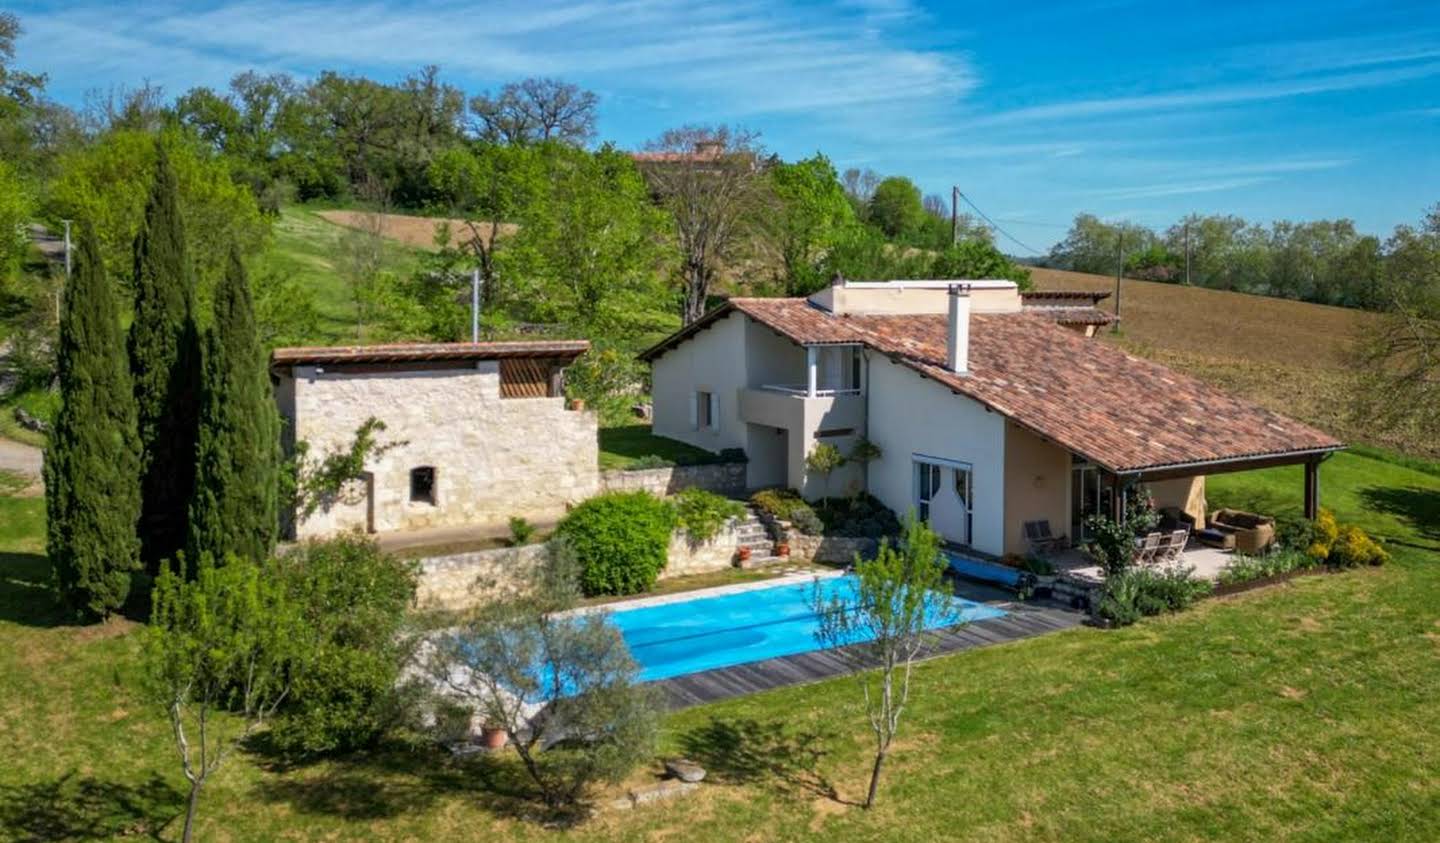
[
  {"x1": 17, "y1": 0, "x2": 976, "y2": 121},
  {"x1": 1083, "y1": 177, "x2": 1277, "y2": 201}
]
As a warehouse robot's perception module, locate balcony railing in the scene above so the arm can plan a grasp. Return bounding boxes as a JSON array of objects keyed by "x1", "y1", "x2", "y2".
[{"x1": 760, "y1": 383, "x2": 862, "y2": 397}]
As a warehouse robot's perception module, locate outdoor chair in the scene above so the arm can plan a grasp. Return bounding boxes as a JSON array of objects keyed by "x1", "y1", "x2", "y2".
[
  {"x1": 1024, "y1": 520, "x2": 1067, "y2": 556},
  {"x1": 1134, "y1": 532, "x2": 1162, "y2": 564},
  {"x1": 1157, "y1": 528, "x2": 1189, "y2": 564}
]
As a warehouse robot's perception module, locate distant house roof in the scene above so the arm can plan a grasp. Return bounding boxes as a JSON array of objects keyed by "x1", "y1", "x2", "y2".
[
  {"x1": 1020, "y1": 290, "x2": 1116, "y2": 327},
  {"x1": 641, "y1": 299, "x2": 1341, "y2": 475},
  {"x1": 272, "y1": 340, "x2": 589, "y2": 368}
]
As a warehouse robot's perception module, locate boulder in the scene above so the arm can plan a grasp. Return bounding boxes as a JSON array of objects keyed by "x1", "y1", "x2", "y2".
[{"x1": 664, "y1": 757, "x2": 707, "y2": 783}]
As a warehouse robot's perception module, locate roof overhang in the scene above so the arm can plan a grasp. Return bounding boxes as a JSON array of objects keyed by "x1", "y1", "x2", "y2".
[
  {"x1": 272, "y1": 340, "x2": 590, "y2": 370},
  {"x1": 1120, "y1": 445, "x2": 1345, "y2": 482}
]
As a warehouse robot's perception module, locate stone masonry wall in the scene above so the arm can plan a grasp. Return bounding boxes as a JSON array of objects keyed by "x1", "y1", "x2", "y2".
[
  {"x1": 414, "y1": 525, "x2": 740, "y2": 611},
  {"x1": 286, "y1": 361, "x2": 599, "y2": 539},
  {"x1": 599, "y1": 462, "x2": 746, "y2": 498}
]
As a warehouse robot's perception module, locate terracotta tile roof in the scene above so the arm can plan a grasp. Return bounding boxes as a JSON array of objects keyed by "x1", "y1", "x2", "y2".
[
  {"x1": 272, "y1": 340, "x2": 589, "y2": 367},
  {"x1": 1020, "y1": 290, "x2": 1112, "y2": 303},
  {"x1": 643, "y1": 298, "x2": 1342, "y2": 474},
  {"x1": 1025, "y1": 305, "x2": 1116, "y2": 326}
]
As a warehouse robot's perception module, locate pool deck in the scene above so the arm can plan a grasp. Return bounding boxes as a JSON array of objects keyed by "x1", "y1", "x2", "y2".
[{"x1": 650, "y1": 582, "x2": 1086, "y2": 709}]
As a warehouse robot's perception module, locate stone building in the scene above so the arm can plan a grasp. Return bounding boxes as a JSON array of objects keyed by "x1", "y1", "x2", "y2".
[{"x1": 272, "y1": 340, "x2": 598, "y2": 540}]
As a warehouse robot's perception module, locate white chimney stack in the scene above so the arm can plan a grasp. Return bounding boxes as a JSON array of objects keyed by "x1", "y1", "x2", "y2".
[{"x1": 947, "y1": 284, "x2": 971, "y2": 375}]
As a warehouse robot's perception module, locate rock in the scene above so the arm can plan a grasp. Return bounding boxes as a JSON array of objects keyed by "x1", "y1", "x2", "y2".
[
  {"x1": 631, "y1": 402, "x2": 653, "y2": 420},
  {"x1": 664, "y1": 758, "x2": 707, "y2": 783},
  {"x1": 14, "y1": 408, "x2": 49, "y2": 434},
  {"x1": 629, "y1": 780, "x2": 697, "y2": 806}
]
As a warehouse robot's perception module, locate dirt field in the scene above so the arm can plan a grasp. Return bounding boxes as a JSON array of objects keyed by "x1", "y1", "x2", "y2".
[
  {"x1": 318, "y1": 210, "x2": 515, "y2": 251},
  {"x1": 1028, "y1": 267, "x2": 1419, "y2": 457}
]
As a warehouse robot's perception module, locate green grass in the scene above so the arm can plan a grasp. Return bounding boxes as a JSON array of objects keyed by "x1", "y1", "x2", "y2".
[
  {"x1": 598, "y1": 424, "x2": 729, "y2": 471},
  {"x1": 1, "y1": 450, "x2": 1437, "y2": 840}
]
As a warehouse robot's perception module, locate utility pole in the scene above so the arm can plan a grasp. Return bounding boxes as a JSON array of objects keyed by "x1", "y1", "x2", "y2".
[
  {"x1": 62, "y1": 219, "x2": 72, "y2": 279},
  {"x1": 471, "y1": 267, "x2": 481, "y2": 343},
  {"x1": 1112, "y1": 232, "x2": 1123, "y2": 333},
  {"x1": 1184, "y1": 219, "x2": 1191, "y2": 286},
  {"x1": 951, "y1": 186, "x2": 959, "y2": 246}
]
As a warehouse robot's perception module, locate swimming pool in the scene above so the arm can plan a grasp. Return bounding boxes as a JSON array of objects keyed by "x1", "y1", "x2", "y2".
[{"x1": 605, "y1": 575, "x2": 1006, "y2": 682}]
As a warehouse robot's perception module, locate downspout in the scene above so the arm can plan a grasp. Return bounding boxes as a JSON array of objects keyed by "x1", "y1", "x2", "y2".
[{"x1": 862, "y1": 348, "x2": 872, "y2": 494}]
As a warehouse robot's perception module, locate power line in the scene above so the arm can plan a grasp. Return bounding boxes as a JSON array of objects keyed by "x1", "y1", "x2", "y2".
[{"x1": 955, "y1": 190, "x2": 1047, "y2": 255}]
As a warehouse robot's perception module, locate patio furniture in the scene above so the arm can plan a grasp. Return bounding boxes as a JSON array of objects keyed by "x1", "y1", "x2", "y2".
[
  {"x1": 1209, "y1": 509, "x2": 1275, "y2": 554},
  {"x1": 1024, "y1": 520, "x2": 1067, "y2": 556},
  {"x1": 1158, "y1": 506, "x2": 1196, "y2": 533},
  {"x1": 1152, "y1": 528, "x2": 1189, "y2": 564},
  {"x1": 1134, "y1": 532, "x2": 1162, "y2": 564}
]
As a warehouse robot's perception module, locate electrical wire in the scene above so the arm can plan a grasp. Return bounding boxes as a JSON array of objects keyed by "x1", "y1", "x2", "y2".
[{"x1": 956, "y1": 191, "x2": 1048, "y2": 255}]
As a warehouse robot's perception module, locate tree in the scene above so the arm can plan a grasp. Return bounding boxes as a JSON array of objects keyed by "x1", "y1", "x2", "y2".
[
  {"x1": 0, "y1": 11, "x2": 47, "y2": 162},
  {"x1": 1355, "y1": 204, "x2": 1440, "y2": 442},
  {"x1": 1048, "y1": 213, "x2": 1158, "y2": 276},
  {"x1": 638, "y1": 125, "x2": 771, "y2": 324},
  {"x1": 805, "y1": 443, "x2": 846, "y2": 505},
  {"x1": 129, "y1": 142, "x2": 204, "y2": 571},
  {"x1": 866, "y1": 176, "x2": 925, "y2": 241},
  {"x1": 469, "y1": 78, "x2": 598, "y2": 146},
  {"x1": 0, "y1": 159, "x2": 31, "y2": 282},
  {"x1": 428, "y1": 546, "x2": 659, "y2": 816},
  {"x1": 187, "y1": 247, "x2": 280, "y2": 564},
  {"x1": 810, "y1": 514, "x2": 958, "y2": 808},
  {"x1": 769, "y1": 154, "x2": 857, "y2": 295},
  {"x1": 145, "y1": 554, "x2": 299, "y2": 843},
  {"x1": 43, "y1": 225, "x2": 142, "y2": 619}
]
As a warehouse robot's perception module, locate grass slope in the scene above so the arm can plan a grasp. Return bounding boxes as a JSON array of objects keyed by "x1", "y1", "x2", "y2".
[
  {"x1": 1027, "y1": 268, "x2": 1409, "y2": 458},
  {"x1": 1, "y1": 450, "x2": 1437, "y2": 841}
]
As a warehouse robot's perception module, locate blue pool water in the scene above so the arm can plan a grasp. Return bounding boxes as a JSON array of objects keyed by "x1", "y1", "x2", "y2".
[{"x1": 606, "y1": 575, "x2": 1006, "y2": 682}]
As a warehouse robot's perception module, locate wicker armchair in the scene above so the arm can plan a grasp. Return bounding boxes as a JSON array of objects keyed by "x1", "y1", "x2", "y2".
[{"x1": 1209, "y1": 509, "x2": 1276, "y2": 554}]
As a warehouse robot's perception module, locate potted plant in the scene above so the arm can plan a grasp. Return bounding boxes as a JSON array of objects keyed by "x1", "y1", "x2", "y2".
[
  {"x1": 737, "y1": 546, "x2": 752, "y2": 564},
  {"x1": 567, "y1": 398, "x2": 586, "y2": 411},
  {"x1": 480, "y1": 723, "x2": 508, "y2": 749},
  {"x1": 776, "y1": 542, "x2": 790, "y2": 558}
]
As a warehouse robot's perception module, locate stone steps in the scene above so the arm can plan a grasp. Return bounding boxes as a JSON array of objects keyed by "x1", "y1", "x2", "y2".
[{"x1": 733, "y1": 504, "x2": 785, "y2": 567}]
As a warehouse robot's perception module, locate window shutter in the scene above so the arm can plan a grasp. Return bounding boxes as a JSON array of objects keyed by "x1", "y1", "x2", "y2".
[
  {"x1": 708, "y1": 393, "x2": 720, "y2": 431},
  {"x1": 689, "y1": 392, "x2": 699, "y2": 430}
]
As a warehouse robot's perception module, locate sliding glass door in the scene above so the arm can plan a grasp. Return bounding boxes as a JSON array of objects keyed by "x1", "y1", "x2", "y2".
[{"x1": 914, "y1": 456, "x2": 973, "y2": 546}]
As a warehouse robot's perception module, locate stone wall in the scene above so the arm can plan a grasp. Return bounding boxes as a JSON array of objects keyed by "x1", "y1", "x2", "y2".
[
  {"x1": 599, "y1": 462, "x2": 747, "y2": 498},
  {"x1": 785, "y1": 533, "x2": 879, "y2": 565},
  {"x1": 413, "y1": 524, "x2": 741, "y2": 611},
  {"x1": 282, "y1": 361, "x2": 599, "y2": 539}
]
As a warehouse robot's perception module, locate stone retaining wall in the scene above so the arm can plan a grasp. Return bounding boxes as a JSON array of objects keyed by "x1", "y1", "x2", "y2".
[
  {"x1": 784, "y1": 533, "x2": 879, "y2": 565},
  {"x1": 414, "y1": 523, "x2": 741, "y2": 610},
  {"x1": 600, "y1": 462, "x2": 746, "y2": 498}
]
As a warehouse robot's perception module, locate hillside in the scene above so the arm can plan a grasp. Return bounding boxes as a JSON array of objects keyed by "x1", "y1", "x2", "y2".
[{"x1": 1027, "y1": 267, "x2": 1410, "y2": 458}]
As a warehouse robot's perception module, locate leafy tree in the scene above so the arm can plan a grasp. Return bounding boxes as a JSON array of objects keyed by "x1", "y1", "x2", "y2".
[
  {"x1": 145, "y1": 554, "x2": 299, "y2": 843},
  {"x1": 250, "y1": 264, "x2": 321, "y2": 347},
  {"x1": 769, "y1": 154, "x2": 857, "y2": 295},
  {"x1": 1048, "y1": 213, "x2": 1159, "y2": 276},
  {"x1": 269, "y1": 534, "x2": 420, "y2": 755},
  {"x1": 129, "y1": 143, "x2": 203, "y2": 570},
  {"x1": 0, "y1": 12, "x2": 47, "y2": 162},
  {"x1": 469, "y1": 77, "x2": 598, "y2": 146},
  {"x1": 44, "y1": 225, "x2": 142, "y2": 619},
  {"x1": 810, "y1": 514, "x2": 958, "y2": 808},
  {"x1": 638, "y1": 124, "x2": 771, "y2": 324},
  {"x1": 0, "y1": 159, "x2": 31, "y2": 281},
  {"x1": 428, "y1": 546, "x2": 659, "y2": 816},
  {"x1": 928, "y1": 240, "x2": 1032, "y2": 287},
  {"x1": 45, "y1": 128, "x2": 269, "y2": 299},
  {"x1": 805, "y1": 442, "x2": 846, "y2": 505},
  {"x1": 188, "y1": 247, "x2": 280, "y2": 564},
  {"x1": 498, "y1": 143, "x2": 670, "y2": 337},
  {"x1": 866, "y1": 176, "x2": 925, "y2": 241}
]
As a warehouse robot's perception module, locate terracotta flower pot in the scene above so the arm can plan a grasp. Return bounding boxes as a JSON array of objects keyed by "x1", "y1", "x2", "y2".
[
  {"x1": 737, "y1": 547, "x2": 752, "y2": 563},
  {"x1": 567, "y1": 398, "x2": 586, "y2": 411},
  {"x1": 777, "y1": 543, "x2": 790, "y2": 557},
  {"x1": 480, "y1": 726, "x2": 508, "y2": 749}
]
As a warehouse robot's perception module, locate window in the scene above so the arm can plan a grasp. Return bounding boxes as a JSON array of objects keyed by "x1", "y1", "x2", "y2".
[
  {"x1": 693, "y1": 390, "x2": 718, "y2": 431},
  {"x1": 409, "y1": 466, "x2": 436, "y2": 505},
  {"x1": 916, "y1": 461, "x2": 943, "y2": 522}
]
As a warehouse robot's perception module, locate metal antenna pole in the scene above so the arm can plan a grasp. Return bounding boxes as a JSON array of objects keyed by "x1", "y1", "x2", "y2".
[
  {"x1": 62, "y1": 219, "x2": 72, "y2": 279},
  {"x1": 951, "y1": 186, "x2": 959, "y2": 245},
  {"x1": 471, "y1": 268, "x2": 480, "y2": 342}
]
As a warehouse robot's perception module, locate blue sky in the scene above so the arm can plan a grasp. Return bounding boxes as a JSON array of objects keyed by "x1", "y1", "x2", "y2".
[{"x1": 9, "y1": 0, "x2": 1440, "y2": 252}]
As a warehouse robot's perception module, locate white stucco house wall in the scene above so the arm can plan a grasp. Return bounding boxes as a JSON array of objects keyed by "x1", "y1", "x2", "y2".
[
  {"x1": 272, "y1": 340, "x2": 598, "y2": 540},
  {"x1": 640, "y1": 277, "x2": 1343, "y2": 558}
]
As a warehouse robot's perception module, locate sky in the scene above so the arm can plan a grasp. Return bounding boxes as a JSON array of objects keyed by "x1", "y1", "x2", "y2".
[{"x1": 9, "y1": 0, "x2": 1440, "y2": 253}]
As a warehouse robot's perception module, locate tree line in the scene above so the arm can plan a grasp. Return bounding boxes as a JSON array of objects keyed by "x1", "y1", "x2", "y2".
[{"x1": 1042, "y1": 209, "x2": 1431, "y2": 312}]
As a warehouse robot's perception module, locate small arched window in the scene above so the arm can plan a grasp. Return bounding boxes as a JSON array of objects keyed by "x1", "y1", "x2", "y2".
[{"x1": 409, "y1": 466, "x2": 436, "y2": 505}]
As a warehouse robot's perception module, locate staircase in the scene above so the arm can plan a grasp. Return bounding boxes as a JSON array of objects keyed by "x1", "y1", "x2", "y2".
[{"x1": 734, "y1": 506, "x2": 780, "y2": 568}]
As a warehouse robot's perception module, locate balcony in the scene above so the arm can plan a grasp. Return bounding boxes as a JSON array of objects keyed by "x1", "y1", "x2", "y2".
[
  {"x1": 757, "y1": 383, "x2": 862, "y2": 397},
  {"x1": 739, "y1": 385, "x2": 865, "y2": 433}
]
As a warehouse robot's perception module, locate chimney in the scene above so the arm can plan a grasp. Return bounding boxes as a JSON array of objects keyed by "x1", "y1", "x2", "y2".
[{"x1": 947, "y1": 284, "x2": 971, "y2": 375}]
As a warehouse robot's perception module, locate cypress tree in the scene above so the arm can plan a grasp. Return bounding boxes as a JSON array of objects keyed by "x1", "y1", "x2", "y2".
[
  {"x1": 188, "y1": 247, "x2": 279, "y2": 563},
  {"x1": 44, "y1": 225, "x2": 142, "y2": 619},
  {"x1": 129, "y1": 141, "x2": 202, "y2": 570}
]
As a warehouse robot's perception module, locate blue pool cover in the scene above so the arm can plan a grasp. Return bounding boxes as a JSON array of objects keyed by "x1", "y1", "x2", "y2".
[
  {"x1": 944, "y1": 552, "x2": 1025, "y2": 587},
  {"x1": 607, "y1": 575, "x2": 1006, "y2": 682}
]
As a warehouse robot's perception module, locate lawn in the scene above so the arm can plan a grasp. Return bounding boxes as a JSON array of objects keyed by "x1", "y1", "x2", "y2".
[
  {"x1": 597, "y1": 424, "x2": 729, "y2": 471},
  {"x1": 1, "y1": 450, "x2": 1437, "y2": 841}
]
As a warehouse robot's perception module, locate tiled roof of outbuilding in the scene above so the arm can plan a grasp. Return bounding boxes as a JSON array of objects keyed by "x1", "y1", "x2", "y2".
[{"x1": 272, "y1": 340, "x2": 590, "y2": 367}]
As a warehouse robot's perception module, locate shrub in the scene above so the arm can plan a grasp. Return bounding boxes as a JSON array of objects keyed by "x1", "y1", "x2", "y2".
[
  {"x1": 557, "y1": 491, "x2": 676, "y2": 596},
  {"x1": 1097, "y1": 566, "x2": 1210, "y2": 626},
  {"x1": 1084, "y1": 501, "x2": 1160, "y2": 579},
  {"x1": 1276, "y1": 515, "x2": 1318, "y2": 553},
  {"x1": 1307, "y1": 508, "x2": 1340, "y2": 561},
  {"x1": 718, "y1": 447, "x2": 749, "y2": 463},
  {"x1": 671, "y1": 488, "x2": 744, "y2": 542},
  {"x1": 565, "y1": 347, "x2": 647, "y2": 427},
  {"x1": 815, "y1": 493, "x2": 902, "y2": 538},
  {"x1": 1217, "y1": 549, "x2": 1316, "y2": 587},
  {"x1": 1329, "y1": 525, "x2": 1389, "y2": 568},
  {"x1": 267, "y1": 534, "x2": 420, "y2": 756},
  {"x1": 509, "y1": 516, "x2": 537, "y2": 546},
  {"x1": 628, "y1": 454, "x2": 677, "y2": 470}
]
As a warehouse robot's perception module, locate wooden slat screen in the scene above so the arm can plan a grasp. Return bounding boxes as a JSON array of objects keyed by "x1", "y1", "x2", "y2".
[{"x1": 500, "y1": 358, "x2": 554, "y2": 398}]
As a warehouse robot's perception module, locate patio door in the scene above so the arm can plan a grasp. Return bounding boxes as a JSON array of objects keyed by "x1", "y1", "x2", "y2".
[
  {"x1": 1070, "y1": 461, "x2": 1113, "y2": 541},
  {"x1": 915, "y1": 456, "x2": 973, "y2": 546}
]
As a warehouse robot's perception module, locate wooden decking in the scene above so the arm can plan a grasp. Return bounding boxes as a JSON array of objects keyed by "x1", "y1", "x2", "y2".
[{"x1": 651, "y1": 594, "x2": 1085, "y2": 710}]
